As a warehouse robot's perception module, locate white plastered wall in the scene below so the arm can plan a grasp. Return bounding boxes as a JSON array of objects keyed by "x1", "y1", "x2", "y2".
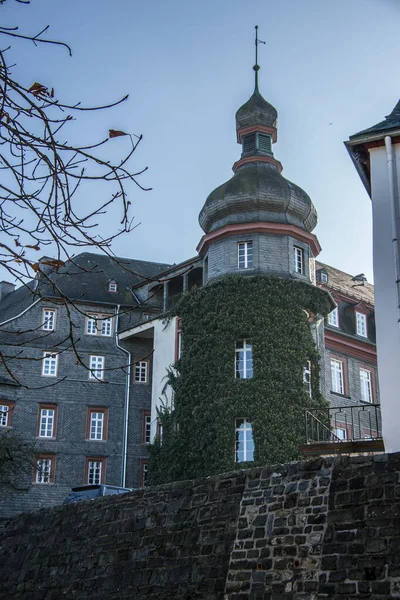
[
  {"x1": 150, "y1": 317, "x2": 177, "y2": 440},
  {"x1": 369, "y1": 143, "x2": 400, "y2": 452}
]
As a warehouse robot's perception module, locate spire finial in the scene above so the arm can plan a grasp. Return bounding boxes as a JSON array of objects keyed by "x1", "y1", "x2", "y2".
[{"x1": 253, "y1": 25, "x2": 265, "y2": 94}]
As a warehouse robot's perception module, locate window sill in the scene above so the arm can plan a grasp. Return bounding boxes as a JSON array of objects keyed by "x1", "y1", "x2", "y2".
[
  {"x1": 85, "y1": 439, "x2": 107, "y2": 442},
  {"x1": 329, "y1": 391, "x2": 351, "y2": 399},
  {"x1": 36, "y1": 436, "x2": 56, "y2": 440},
  {"x1": 33, "y1": 482, "x2": 54, "y2": 486}
]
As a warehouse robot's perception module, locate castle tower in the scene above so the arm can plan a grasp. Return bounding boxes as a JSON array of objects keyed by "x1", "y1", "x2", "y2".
[
  {"x1": 198, "y1": 31, "x2": 321, "y2": 285},
  {"x1": 149, "y1": 30, "x2": 331, "y2": 484}
]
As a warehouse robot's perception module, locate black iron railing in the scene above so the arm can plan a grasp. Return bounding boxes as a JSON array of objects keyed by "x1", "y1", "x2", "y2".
[{"x1": 305, "y1": 404, "x2": 382, "y2": 443}]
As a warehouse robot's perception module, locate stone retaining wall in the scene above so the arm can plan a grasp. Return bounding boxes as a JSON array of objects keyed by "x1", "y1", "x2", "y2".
[{"x1": 2, "y1": 453, "x2": 400, "y2": 599}]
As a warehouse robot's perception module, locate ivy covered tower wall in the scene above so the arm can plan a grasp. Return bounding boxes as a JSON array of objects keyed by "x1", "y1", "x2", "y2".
[{"x1": 149, "y1": 36, "x2": 332, "y2": 485}]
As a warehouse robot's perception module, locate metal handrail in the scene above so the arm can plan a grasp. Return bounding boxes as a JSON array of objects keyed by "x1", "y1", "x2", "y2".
[{"x1": 305, "y1": 404, "x2": 382, "y2": 443}]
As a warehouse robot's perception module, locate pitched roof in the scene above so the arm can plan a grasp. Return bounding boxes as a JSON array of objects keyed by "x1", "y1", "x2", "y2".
[
  {"x1": 316, "y1": 261, "x2": 374, "y2": 306},
  {"x1": 350, "y1": 100, "x2": 400, "y2": 139},
  {"x1": 0, "y1": 253, "x2": 172, "y2": 319}
]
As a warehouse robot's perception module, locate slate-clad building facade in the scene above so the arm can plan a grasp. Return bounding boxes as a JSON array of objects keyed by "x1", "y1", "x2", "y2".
[{"x1": 0, "y1": 64, "x2": 380, "y2": 514}]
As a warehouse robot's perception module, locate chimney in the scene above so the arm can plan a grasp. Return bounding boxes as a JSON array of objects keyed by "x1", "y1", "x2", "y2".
[{"x1": 0, "y1": 281, "x2": 16, "y2": 301}]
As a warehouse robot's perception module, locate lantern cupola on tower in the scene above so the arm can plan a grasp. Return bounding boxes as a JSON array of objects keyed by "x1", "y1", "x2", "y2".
[{"x1": 198, "y1": 27, "x2": 321, "y2": 284}]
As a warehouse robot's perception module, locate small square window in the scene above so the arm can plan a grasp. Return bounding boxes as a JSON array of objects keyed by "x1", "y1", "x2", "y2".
[
  {"x1": 42, "y1": 309, "x2": 56, "y2": 331},
  {"x1": 108, "y1": 281, "x2": 118, "y2": 293},
  {"x1": 333, "y1": 427, "x2": 347, "y2": 440},
  {"x1": 135, "y1": 361, "x2": 148, "y2": 383},
  {"x1": 42, "y1": 352, "x2": 58, "y2": 377},
  {"x1": 89, "y1": 355, "x2": 104, "y2": 380},
  {"x1": 320, "y1": 272, "x2": 328, "y2": 283},
  {"x1": 294, "y1": 246, "x2": 304, "y2": 275},
  {"x1": 35, "y1": 455, "x2": 55, "y2": 484}
]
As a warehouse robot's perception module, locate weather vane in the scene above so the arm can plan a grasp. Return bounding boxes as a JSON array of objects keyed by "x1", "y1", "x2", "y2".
[{"x1": 254, "y1": 25, "x2": 266, "y2": 93}]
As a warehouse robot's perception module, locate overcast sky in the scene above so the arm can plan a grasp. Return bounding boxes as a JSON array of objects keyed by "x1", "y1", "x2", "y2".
[{"x1": 2, "y1": 0, "x2": 400, "y2": 283}]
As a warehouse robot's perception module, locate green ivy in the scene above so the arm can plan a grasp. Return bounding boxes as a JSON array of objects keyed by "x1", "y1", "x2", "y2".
[{"x1": 148, "y1": 275, "x2": 330, "y2": 485}]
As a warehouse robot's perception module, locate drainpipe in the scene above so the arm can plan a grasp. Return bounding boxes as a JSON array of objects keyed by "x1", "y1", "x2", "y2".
[
  {"x1": 114, "y1": 305, "x2": 131, "y2": 488},
  {"x1": 384, "y1": 136, "x2": 400, "y2": 331},
  {"x1": 0, "y1": 298, "x2": 40, "y2": 326}
]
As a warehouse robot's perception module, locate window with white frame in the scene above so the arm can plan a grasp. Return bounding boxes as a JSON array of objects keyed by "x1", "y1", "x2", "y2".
[
  {"x1": 303, "y1": 361, "x2": 312, "y2": 397},
  {"x1": 360, "y1": 368, "x2": 373, "y2": 403},
  {"x1": 42, "y1": 309, "x2": 56, "y2": 331},
  {"x1": 333, "y1": 427, "x2": 347, "y2": 440},
  {"x1": 0, "y1": 403, "x2": 12, "y2": 427},
  {"x1": 235, "y1": 340, "x2": 253, "y2": 379},
  {"x1": 328, "y1": 307, "x2": 339, "y2": 327},
  {"x1": 108, "y1": 281, "x2": 118, "y2": 292},
  {"x1": 35, "y1": 456, "x2": 54, "y2": 484},
  {"x1": 38, "y1": 406, "x2": 56, "y2": 437},
  {"x1": 330, "y1": 359, "x2": 344, "y2": 394},
  {"x1": 89, "y1": 410, "x2": 106, "y2": 440},
  {"x1": 320, "y1": 272, "x2": 328, "y2": 283},
  {"x1": 42, "y1": 352, "x2": 58, "y2": 377},
  {"x1": 294, "y1": 246, "x2": 304, "y2": 274},
  {"x1": 144, "y1": 412, "x2": 151, "y2": 444},
  {"x1": 89, "y1": 355, "x2": 104, "y2": 380},
  {"x1": 238, "y1": 241, "x2": 253, "y2": 269},
  {"x1": 86, "y1": 314, "x2": 112, "y2": 337},
  {"x1": 356, "y1": 312, "x2": 367, "y2": 338},
  {"x1": 134, "y1": 361, "x2": 148, "y2": 383},
  {"x1": 235, "y1": 418, "x2": 254, "y2": 462},
  {"x1": 87, "y1": 459, "x2": 104, "y2": 484}
]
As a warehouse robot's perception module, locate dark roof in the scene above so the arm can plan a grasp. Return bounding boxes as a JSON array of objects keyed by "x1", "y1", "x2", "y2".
[
  {"x1": 350, "y1": 100, "x2": 400, "y2": 139},
  {"x1": 316, "y1": 261, "x2": 374, "y2": 306},
  {"x1": 0, "y1": 253, "x2": 172, "y2": 319},
  {"x1": 199, "y1": 162, "x2": 317, "y2": 234},
  {"x1": 236, "y1": 90, "x2": 278, "y2": 131},
  {"x1": 41, "y1": 253, "x2": 172, "y2": 306},
  {"x1": 0, "y1": 281, "x2": 37, "y2": 323}
]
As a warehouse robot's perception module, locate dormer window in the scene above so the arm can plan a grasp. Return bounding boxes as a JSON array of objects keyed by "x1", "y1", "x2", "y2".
[
  {"x1": 108, "y1": 280, "x2": 118, "y2": 293},
  {"x1": 242, "y1": 132, "x2": 272, "y2": 156},
  {"x1": 356, "y1": 312, "x2": 368, "y2": 338},
  {"x1": 321, "y1": 272, "x2": 328, "y2": 283}
]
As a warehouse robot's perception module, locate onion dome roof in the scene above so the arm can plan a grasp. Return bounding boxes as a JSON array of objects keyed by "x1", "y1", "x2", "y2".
[
  {"x1": 236, "y1": 90, "x2": 278, "y2": 131},
  {"x1": 199, "y1": 162, "x2": 317, "y2": 234}
]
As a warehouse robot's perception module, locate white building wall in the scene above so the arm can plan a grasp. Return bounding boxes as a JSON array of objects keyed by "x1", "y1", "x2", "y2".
[
  {"x1": 369, "y1": 143, "x2": 400, "y2": 452},
  {"x1": 150, "y1": 317, "x2": 177, "y2": 440}
]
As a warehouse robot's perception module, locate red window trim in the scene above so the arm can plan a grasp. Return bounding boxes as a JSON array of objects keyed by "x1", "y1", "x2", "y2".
[
  {"x1": 330, "y1": 354, "x2": 349, "y2": 397},
  {"x1": 84, "y1": 456, "x2": 106, "y2": 484},
  {"x1": 359, "y1": 364, "x2": 377, "y2": 404},
  {"x1": 86, "y1": 407, "x2": 109, "y2": 441},
  {"x1": 143, "y1": 410, "x2": 151, "y2": 444},
  {"x1": 33, "y1": 453, "x2": 56, "y2": 484},
  {"x1": 0, "y1": 401, "x2": 15, "y2": 427},
  {"x1": 37, "y1": 403, "x2": 58, "y2": 438}
]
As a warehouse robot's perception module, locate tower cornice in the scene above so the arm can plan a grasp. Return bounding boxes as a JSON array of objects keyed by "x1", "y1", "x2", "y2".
[{"x1": 197, "y1": 222, "x2": 322, "y2": 257}]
